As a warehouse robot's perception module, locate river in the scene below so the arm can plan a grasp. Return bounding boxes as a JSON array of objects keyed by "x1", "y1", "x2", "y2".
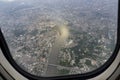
[{"x1": 45, "y1": 25, "x2": 70, "y2": 76}]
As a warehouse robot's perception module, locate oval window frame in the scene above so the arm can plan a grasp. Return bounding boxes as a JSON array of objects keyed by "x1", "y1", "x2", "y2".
[{"x1": 0, "y1": 1, "x2": 120, "y2": 80}]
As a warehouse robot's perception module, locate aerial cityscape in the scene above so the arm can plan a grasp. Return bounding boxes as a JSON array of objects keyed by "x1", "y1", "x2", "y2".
[{"x1": 0, "y1": 0, "x2": 118, "y2": 77}]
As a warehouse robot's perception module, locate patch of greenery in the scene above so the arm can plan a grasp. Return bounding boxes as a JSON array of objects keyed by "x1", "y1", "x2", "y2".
[
  {"x1": 58, "y1": 69, "x2": 70, "y2": 75},
  {"x1": 85, "y1": 60, "x2": 91, "y2": 66},
  {"x1": 59, "y1": 60, "x2": 71, "y2": 67}
]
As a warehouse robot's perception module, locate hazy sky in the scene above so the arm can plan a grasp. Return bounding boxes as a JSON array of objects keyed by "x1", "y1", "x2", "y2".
[{"x1": 0, "y1": 0, "x2": 15, "y2": 2}]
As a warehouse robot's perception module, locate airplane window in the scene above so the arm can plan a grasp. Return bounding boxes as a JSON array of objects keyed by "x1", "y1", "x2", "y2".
[{"x1": 0, "y1": 0, "x2": 118, "y2": 78}]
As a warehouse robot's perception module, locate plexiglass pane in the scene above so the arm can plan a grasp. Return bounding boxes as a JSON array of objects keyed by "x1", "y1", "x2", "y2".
[{"x1": 0, "y1": 0, "x2": 118, "y2": 77}]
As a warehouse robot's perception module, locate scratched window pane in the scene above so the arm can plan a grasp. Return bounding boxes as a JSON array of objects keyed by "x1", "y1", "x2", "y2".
[{"x1": 0, "y1": 0, "x2": 118, "y2": 77}]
